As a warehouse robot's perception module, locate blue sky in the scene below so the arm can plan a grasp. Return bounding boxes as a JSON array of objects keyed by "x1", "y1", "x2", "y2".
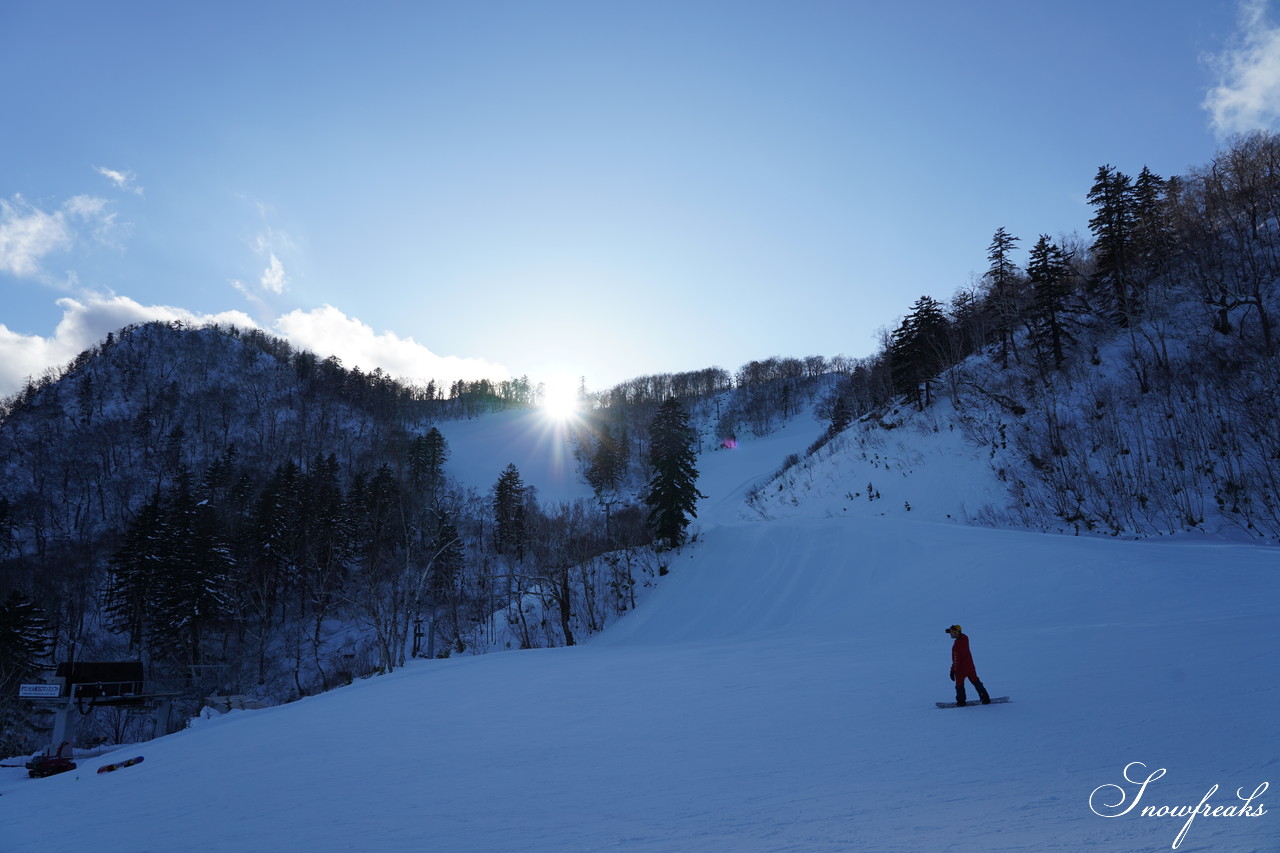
[{"x1": 1, "y1": 0, "x2": 1276, "y2": 398}]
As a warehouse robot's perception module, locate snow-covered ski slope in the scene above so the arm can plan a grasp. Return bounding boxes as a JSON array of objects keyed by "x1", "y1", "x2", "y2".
[
  {"x1": 3, "y1": 408, "x2": 1277, "y2": 853},
  {"x1": 435, "y1": 407, "x2": 595, "y2": 505}
]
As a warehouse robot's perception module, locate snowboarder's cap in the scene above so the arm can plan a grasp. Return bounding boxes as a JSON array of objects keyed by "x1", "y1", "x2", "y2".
[{"x1": 945, "y1": 624, "x2": 961, "y2": 634}]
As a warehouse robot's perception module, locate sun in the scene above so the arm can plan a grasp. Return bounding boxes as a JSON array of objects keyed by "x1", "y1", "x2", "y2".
[{"x1": 538, "y1": 376, "x2": 582, "y2": 422}]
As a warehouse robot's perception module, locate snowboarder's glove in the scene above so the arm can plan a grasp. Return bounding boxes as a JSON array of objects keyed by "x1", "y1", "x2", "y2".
[{"x1": 949, "y1": 668, "x2": 954, "y2": 681}]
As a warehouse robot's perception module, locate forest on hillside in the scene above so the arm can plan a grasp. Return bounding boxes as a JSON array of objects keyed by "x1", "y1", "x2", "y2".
[
  {"x1": 0, "y1": 317, "x2": 829, "y2": 754},
  {"x1": 805, "y1": 131, "x2": 1280, "y2": 541}
]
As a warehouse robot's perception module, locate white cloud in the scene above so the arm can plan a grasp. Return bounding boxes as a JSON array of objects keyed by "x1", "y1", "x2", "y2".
[
  {"x1": 93, "y1": 165, "x2": 144, "y2": 195},
  {"x1": 260, "y1": 253, "x2": 287, "y2": 294},
  {"x1": 0, "y1": 193, "x2": 120, "y2": 283},
  {"x1": 64, "y1": 195, "x2": 108, "y2": 218},
  {"x1": 273, "y1": 305, "x2": 509, "y2": 388},
  {"x1": 0, "y1": 294, "x2": 256, "y2": 396},
  {"x1": 67, "y1": 194, "x2": 126, "y2": 247},
  {"x1": 229, "y1": 277, "x2": 267, "y2": 314},
  {"x1": 1204, "y1": 0, "x2": 1280, "y2": 135},
  {"x1": 229, "y1": 249, "x2": 288, "y2": 310},
  {"x1": 0, "y1": 195, "x2": 74, "y2": 279},
  {"x1": 0, "y1": 298, "x2": 508, "y2": 398},
  {"x1": 231, "y1": 213, "x2": 295, "y2": 304}
]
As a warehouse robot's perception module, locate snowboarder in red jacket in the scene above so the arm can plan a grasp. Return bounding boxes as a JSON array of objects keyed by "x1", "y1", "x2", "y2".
[{"x1": 946, "y1": 624, "x2": 991, "y2": 706}]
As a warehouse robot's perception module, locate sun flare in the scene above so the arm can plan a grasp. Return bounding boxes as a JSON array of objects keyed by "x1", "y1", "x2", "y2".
[{"x1": 538, "y1": 376, "x2": 581, "y2": 422}]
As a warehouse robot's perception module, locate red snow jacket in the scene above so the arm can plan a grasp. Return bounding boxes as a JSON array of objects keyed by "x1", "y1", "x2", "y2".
[{"x1": 951, "y1": 632, "x2": 978, "y2": 679}]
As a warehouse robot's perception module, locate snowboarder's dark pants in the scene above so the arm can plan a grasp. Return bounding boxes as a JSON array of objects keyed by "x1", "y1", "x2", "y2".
[{"x1": 955, "y1": 674, "x2": 990, "y2": 705}]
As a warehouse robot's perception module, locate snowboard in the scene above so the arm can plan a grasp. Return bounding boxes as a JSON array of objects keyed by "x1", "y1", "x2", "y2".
[
  {"x1": 936, "y1": 696, "x2": 1009, "y2": 709},
  {"x1": 97, "y1": 755, "x2": 144, "y2": 774}
]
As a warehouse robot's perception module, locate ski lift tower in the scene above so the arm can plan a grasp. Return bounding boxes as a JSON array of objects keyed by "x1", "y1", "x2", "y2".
[{"x1": 20, "y1": 662, "x2": 181, "y2": 756}]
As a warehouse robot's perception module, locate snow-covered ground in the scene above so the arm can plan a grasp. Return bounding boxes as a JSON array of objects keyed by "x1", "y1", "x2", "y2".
[
  {"x1": 3, "y1": 406, "x2": 1276, "y2": 853},
  {"x1": 738, "y1": 402, "x2": 1010, "y2": 526}
]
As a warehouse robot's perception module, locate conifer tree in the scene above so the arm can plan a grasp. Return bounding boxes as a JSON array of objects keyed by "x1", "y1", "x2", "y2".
[
  {"x1": 352, "y1": 465, "x2": 403, "y2": 574},
  {"x1": 492, "y1": 463, "x2": 528, "y2": 562},
  {"x1": 1027, "y1": 235, "x2": 1075, "y2": 371},
  {"x1": 148, "y1": 472, "x2": 234, "y2": 666},
  {"x1": 889, "y1": 296, "x2": 951, "y2": 408},
  {"x1": 585, "y1": 426, "x2": 627, "y2": 541},
  {"x1": 0, "y1": 590, "x2": 51, "y2": 756},
  {"x1": 948, "y1": 286, "x2": 986, "y2": 361},
  {"x1": 300, "y1": 453, "x2": 349, "y2": 602},
  {"x1": 1131, "y1": 166, "x2": 1169, "y2": 294},
  {"x1": 984, "y1": 227, "x2": 1024, "y2": 368},
  {"x1": 347, "y1": 465, "x2": 411, "y2": 671},
  {"x1": 252, "y1": 461, "x2": 305, "y2": 595},
  {"x1": 828, "y1": 395, "x2": 854, "y2": 435},
  {"x1": 409, "y1": 428, "x2": 448, "y2": 499},
  {"x1": 245, "y1": 460, "x2": 304, "y2": 679},
  {"x1": 1087, "y1": 165, "x2": 1137, "y2": 325},
  {"x1": 644, "y1": 398, "x2": 703, "y2": 548},
  {"x1": 586, "y1": 427, "x2": 626, "y2": 497},
  {"x1": 425, "y1": 514, "x2": 466, "y2": 653},
  {"x1": 0, "y1": 590, "x2": 51, "y2": 690},
  {"x1": 105, "y1": 493, "x2": 167, "y2": 650}
]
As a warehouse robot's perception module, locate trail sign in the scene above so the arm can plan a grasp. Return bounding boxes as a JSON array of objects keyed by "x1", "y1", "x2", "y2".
[{"x1": 19, "y1": 684, "x2": 62, "y2": 699}]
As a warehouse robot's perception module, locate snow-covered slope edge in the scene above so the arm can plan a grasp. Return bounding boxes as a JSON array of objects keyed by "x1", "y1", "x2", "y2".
[{"x1": 741, "y1": 398, "x2": 1010, "y2": 527}]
